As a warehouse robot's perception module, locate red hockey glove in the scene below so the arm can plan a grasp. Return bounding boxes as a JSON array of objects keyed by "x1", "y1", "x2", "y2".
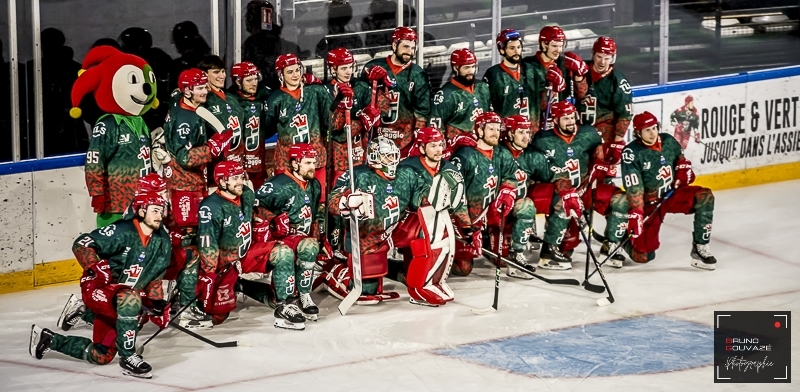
[
  {"x1": 364, "y1": 66, "x2": 395, "y2": 87},
  {"x1": 492, "y1": 185, "x2": 516, "y2": 218},
  {"x1": 546, "y1": 65, "x2": 566, "y2": 93},
  {"x1": 206, "y1": 129, "x2": 233, "y2": 158},
  {"x1": 337, "y1": 83, "x2": 354, "y2": 110},
  {"x1": 628, "y1": 209, "x2": 644, "y2": 238},
  {"x1": 91, "y1": 194, "x2": 107, "y2": 214},
  {"x1": 462, "y1": 223, "x2": 483, "y2": 257},
  {"x1": 253, "y1": 218, "x2": 271, "y2": 243},
  {"x1": 148, "y1": 299, "x2": 171, "y2": 330},
  {"x1": 303, "y1": 74, "x2": 322, "y2": 85},
  {"x1": 563, "y1": 52, "x2": 588, "y2": 76},
  {"x1": 273, "y1": 212, "x2": 293, "y2": 238},
  {"x1": 558, "y1": 188, "x2": 583, "y2": 219},
  {"x1": 674, "y1": 157, "x2": 695, "y2": 188},
  {"x1": 603, "y1": 141, "x2": 625, "y2": 165},
  {"x1": 320, "y1": 237, "x2": 335, "y2": 261},
  {"x1": 358, "y1": 106, "x2": 381, "y2": 130},
  {"x1": 81, "y1": 259, "x2": 113, "y2": 291},
  {"x1": 589, "y1": 162, "x2": 614, "y2": 184}
]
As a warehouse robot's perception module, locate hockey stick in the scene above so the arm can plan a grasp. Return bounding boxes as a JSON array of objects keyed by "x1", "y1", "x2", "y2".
[
  {"x1": 581, "y1": 182, "x2": 607, "y2": 294},
  {"x1": 367, "y1": 80, "x2": 378, "y2": 142},
  {"x1": 693, "y1": 134, "x2": 737, "y2": 162},
  {"x1": 136, "y1": 291, "x2": 196, "y2": 355},
  {"x1": 472, "y1": 213, "x2": 505, "y2": 314},
  {"x1": 543, "y1": 87, "x2": 554, "y2": 131},
  {"x1": 338, "y1": 108, "x2": 363, "y2": 316},
  {"x1": 167, "y1": 321, "x2": 240, "y2": 348},
  {"x1": 585, "y1": 189, "x2": 675, "y2": 280},
  {"x1": 574, "y1": 215, "x2": 614, "y2": 306}
]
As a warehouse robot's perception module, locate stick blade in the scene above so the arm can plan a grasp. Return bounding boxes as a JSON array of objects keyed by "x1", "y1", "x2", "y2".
[
  {"x1": 583, "y1": 281, "x2": 606, "y2": 293},
  {"x1": 596, "y1": 297, "x2": 613, "y2": 307},
  {"x1": 471, "y1": 307, "x2": 496, "y2": 315}
]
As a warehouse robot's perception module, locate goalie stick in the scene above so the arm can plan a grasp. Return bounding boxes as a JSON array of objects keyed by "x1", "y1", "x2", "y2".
[{"x1": 338, "y1": 107, "x2": 363, "y2": 316}]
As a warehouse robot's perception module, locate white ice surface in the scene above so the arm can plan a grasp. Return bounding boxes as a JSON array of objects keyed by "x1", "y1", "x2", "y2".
[{"x1": 2, "y1": 180, "x2": 799, "y2": 391}]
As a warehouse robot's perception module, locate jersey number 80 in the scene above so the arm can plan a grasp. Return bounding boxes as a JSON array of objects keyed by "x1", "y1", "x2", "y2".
[{"x1": 623, "y1": 173, "x2": 639, "y2": 188}]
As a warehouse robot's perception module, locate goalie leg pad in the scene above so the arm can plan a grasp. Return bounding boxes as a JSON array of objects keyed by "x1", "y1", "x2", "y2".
[{"x1": 405, "y1": 238, "x2": 445, "y2": 306}]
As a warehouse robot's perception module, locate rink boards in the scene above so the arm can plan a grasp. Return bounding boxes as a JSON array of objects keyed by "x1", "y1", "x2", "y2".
[{"x1": 1, "y1": 66, "x2": 800, "y2": 294}]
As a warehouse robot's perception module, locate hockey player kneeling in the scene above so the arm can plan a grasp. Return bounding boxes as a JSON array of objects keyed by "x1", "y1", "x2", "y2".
[
  {"x1": 30, "y1": 193, "x2": 171, "y2": 379},
  {"x1": 325, "y1": 137, "x2": 424, "y2": 304},
  {"x1": 449, "y1": 112, "x2": 530, "y2": 276},
  {"x1": 392, "y1": 127, "x2": 469, "y2": 306},
  {"x1": 622, "y1": 112, "x2": 716, "y2": 270},
  {"x1": 252, "y1": 143, "x2": 325, "y2": 327}
]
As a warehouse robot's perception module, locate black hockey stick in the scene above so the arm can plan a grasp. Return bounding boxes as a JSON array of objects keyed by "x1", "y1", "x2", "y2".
[
  {"x1": 574, "y1": 216, "x2": 614, "y2": 306},
  {"x1": 581, "y1": 183, "x2": 607, "y2": 294},
  {"x1": 167, "y1": 321, "x2": 239, "y2": 348},
  {"x1": 585, "y1": 189, "x2": 675, "y2": 280},
  {"x1": 472, "y1": 213, "x2": 505, "y2": 314},
  {"x1": 136, "y1": 290, "x2": 196, "y2": 355}
]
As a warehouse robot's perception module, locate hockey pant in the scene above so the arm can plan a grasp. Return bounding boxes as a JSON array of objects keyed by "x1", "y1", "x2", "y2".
[{"x1": 626, "y1": 185, "x2": 715, "y2": 263}]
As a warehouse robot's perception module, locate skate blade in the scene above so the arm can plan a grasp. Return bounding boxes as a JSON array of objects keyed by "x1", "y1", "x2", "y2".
[
  {"x1": 29, "y1": 325, "x2": 40, "y2": 358},
  {"x1": 122, "y1": 369, "x2": 153, "y2": 379},
  {"x1": 177, "y1": 319, "x2": 214, "y2": 331},
  {"x1": 303, "y1": 313, "x2": 319, "y2": 322},
  {"x1": 537, "y1": 261, "x2": 572, "y2": 271},
  {"x1": 274, "y1": 319, "x2": 305, "y2": 331},
  {"x1": 606, "y1": 259, "x2": 624, "y2": 268},
  {"x1": 408, "y1": 298, "x2": 440, "y2": 307},
  {"x1": 505, "y1": 269, "x2": 534, "y2": 280},
  {"x1": 691, "y1": 260, "x2": 716, "y2": 270}
]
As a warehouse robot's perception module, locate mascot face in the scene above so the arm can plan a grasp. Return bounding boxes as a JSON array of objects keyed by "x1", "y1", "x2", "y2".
[{"x1": 112, "y1": 63, "x2": 157, "y2": 115}]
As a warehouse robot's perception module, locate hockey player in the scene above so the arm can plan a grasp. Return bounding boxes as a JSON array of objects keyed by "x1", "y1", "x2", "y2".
[
  {"x1": 392, "y1": 127, "x2": 467, "y2": 305},
  {"x1": 264, "y1": 53, "x2": 334, "y2": 197},
  {"x1": 198, "y1": 55, "x2": 246, "y2": 164},
  {"x1": 449, "y1": 112, "x2": 533, "y2": 276},
  {"x1": 228, "y1": 61, "x2": 270, "y2": 189},
  {"x1": 430, "y1": 48, "x2": 492, "y2": 142},
  {"x1": 482, "y1": 29, "x2": 541, "y2": 132},
  {"x1": 324, "y1": 136, "x2": 425, "y2": 304},
  {"x1": 252, "y1": 143, "x2": 325, "y2": 322},
  {"x1": 622, "y1": 112, "x2": 716, "y2": 269},
  {"x1": 670, "y1": 95, "x2": 700, "y2": 150},
  {"x1": 583, "y1": 36, "x2": 632, "y2": 147},
  {"x1": 531, "y1": 101, "x2": 629, "y2": 269},
  {"x1": 524, "y1": 25, "x2": 588, "y2": 128},
  {"x1": 30, "y1": 192, "x2": 171, "y2": 379},
  {"x1": 359, "y1": 26, "x2": 431, "y2": 156}
]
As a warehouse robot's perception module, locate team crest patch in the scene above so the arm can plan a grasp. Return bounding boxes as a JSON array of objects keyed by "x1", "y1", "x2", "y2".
[
  {"x1": 488, "y1": 164, "x2": 495, "y2": 174},
  {"x1": 386, "y1": 184, "x2": 393, "y2": 194},
  {"x1": 566, "y1": 147, "x2": 574, "y2": 157}
]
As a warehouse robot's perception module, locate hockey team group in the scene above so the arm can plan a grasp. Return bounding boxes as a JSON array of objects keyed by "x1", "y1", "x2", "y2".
[{"x1": 27, "y1": 25, "x2": 718, "y2": 379}]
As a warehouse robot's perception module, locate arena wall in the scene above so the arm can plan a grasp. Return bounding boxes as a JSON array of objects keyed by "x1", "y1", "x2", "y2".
[{"x1": 2, "y1": 66, "x2": 799, "y2": 294}]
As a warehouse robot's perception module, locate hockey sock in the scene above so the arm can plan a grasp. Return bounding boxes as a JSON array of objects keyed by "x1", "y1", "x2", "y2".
[
  {"x1": 114, "y1": 290, "x2": 142, "y2": 358},
  {"x1": 295, "y1": 239, "x2": 320, "y2": 295}
]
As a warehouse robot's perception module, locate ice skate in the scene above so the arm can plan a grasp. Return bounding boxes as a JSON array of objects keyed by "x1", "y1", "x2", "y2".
[
  {"x1": 29, "y1": 325, "x2": 53, "y2": 360},
  {"x1": 690, "y1": 242, "x2": 716, "y2": 270},
  {"x1": 274, "y1": 303, "x2": 306, "y2": 331},
  {"x1": 56, "y1": 294, "x2": 87, "y2": 331},
  {"x1": 120, "y1": 354, "x2": 152, "y2": 379}
]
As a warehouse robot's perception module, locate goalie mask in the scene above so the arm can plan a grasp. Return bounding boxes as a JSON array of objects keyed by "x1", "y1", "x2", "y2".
[{"x1": 367, "y1": 136, "x2": 400, "y2": 179}]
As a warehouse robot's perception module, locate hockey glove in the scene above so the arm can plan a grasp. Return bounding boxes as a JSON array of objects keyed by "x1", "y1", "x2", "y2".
[
  {"x1": 253, "y1": 218, "x2": 272, "y2": 243},
  {"x1": 558, "y1": 188, "x2": 584, "y2": 219},
  {"x1": 461, "y1": 223, "x2": 484, "y2": 257},
  {"x1": 358, "y1": 106, "x2": 381, "y2": 130},
  {"x1": 91, "y1": 194, "x2": 107, "y2": 214},
  {"x1": 628, "y1": 209, "x2": 644, "y2": 238},
  {"x1": 603, "y1": 141, "x2": 625, "y2": 165},
  {"x1": 303, "y1": 74, "x2": 322, "y2": 85},
  {"x1": 336, "y1": 83, "x2": 354, "y2": 110},
  {"x1": 364, "y1": 66, "x2": 395, "y2": 88},
  {"x1": 546, "y1": 66, "x2": 566, "y2": 93},
  {"x1": 674, "y1": 157, "x2": 695, "y2": 188},
  {"x1": 273, "y1": 212, "x2": 294, "y2": 238},
  {"x1": 590, "y1": 162, "x2": 614, "y2": 184},
  {"x1": 492, "y1": 185, "x2": 516, "y2": 218},
  {"x1": 206, "y1": 129, "x2": 234, "y2": 158},
  {"x1": 338, "y1": 190, "x2": 375, "y2": 219},
  {"x1": 563, "y1": 52, "x2": 588, "y2": 76},
  {"x1": 148, "y1": 299, "x2": 171, "y2": 330}
]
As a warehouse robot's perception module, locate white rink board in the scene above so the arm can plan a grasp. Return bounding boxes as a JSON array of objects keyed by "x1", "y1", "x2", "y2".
[{"x1": 0, "y1": 173, "x2": 34, "y2": 274}]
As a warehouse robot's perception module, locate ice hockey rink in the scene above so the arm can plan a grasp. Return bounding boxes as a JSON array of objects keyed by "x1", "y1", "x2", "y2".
[{"x1": 1, "y1": 180, "x2": 797, "y2": 392}]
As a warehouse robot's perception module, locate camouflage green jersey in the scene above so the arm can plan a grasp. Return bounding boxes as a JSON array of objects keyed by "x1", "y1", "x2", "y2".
[
  {"x1": 524, "y1": 52, "x2": 588, "y2": 117},
  {"x1": 197, "y1": 187, "x2": 256, "y2": 273},
  {"x1": 358, "y1": 56, "x2": 431, "y2": 154},
  {"x1": 254, "y1": 173, "x2": 324, "y2": 235},
  {"x1": 621, "y1": 133, "x2": 685, "y2": 209},
  {"x1": 264, "y1": 85, "x2": 333, "y2": 172},
  {"x1": 328, "y1": 165, "x2": 424, "y2": 254},
  {"x1": 532, "y1": 125, "x2": 603, "y2": 193},
  {"x1": 396, "y1": 156, "x2": 470, "y2": 226},
  {"x1": 71, "y1": 219, "x2": 171, "y2": 292},
  {"x1": 584, "y1": 64, "x2": 633, "y2": 142},
  {"x1": 163, "y1": 102, "x2": 214, "y2": 192},
  {"x1": 429, "y1": 79, "x2": 492, "y2": 141},
  {"x1": 449, "y1": 145, "x2": 519, "y2": 222},
  {"x1": 325, "y1": 80, "x2": 374, "y2": 142},
  {"x1": 85, "y1": 114, "x2": 152, "y2": 214},
  {"x1": 204, "y1": 88, "x2": 246, "y2": 161},
  {"x1": 227, "y1": 88, "x2": 269, "y2": 175},
  {"x1": 482, "y1": 62, "x2": 541, "y2": 132},
  {"x1": 498, "y1": 142, "x2": 553, "y2": 199}
]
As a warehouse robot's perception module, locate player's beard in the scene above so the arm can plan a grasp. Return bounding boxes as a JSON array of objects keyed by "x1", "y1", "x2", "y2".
[
  {"x1": 504, "y1": 54, "x2": 521, "y2": 64},
  {"x1": 558, "y1": 122, "x2": 576, "y2": 135},
  {"x1": 224, "y1": 183, "x2": 244, "y2": 197},
  {"x1": 454, "y1": 73, "x2": 475, "y2": 87},
  {"x1": 394, "y1": 49, "x2": 414, "y2": 64},
  {"x1": 143, "y1": 216, "x2": 162, "y2": 231},
  {"x1": 297, "y1": 168, "x2": 315, "y2": 181}
]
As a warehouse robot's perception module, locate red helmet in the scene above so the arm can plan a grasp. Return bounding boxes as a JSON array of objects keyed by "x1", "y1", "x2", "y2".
[
  {"x1": 288, "y1": 143, "x2": 319, "y2": 162},
  {"x1": 275, "y1": 53, "x2": 302, "y2": 73},
  {"x1": 132, "y1": 191, "x2": 167, "y2": 214},
  {"x1": 502, "y1": 115, "x2": 532, "y2": 140},
  {"x1": 416, "y1": 127, "x2": 445, "y2": 145},
  {"x1": 685, "y1": 95, "x2": 694, "y2": 104},
  {"x1": 450, "y1": 48, "x2": 477, "y2": 68},
  {"x1": 137, "y1": 173, "x2": 167, "y2": 195},
  {"x1": 538, "y1": 25, "x2": 566, "y2": 50},
  {"x1": 473, "y1": 111, "x2": 502, "y2": 133},
  {"x1": 231, "y1": 61, "x2": 261, "y2": 82},
  {"x1": 496, "y1": 28, "x2": 523, "y2": 51},
  {"x1": 213, "y1": 160, "x2": 245, "y2": 184},
  {"x1": 633, "y1": 111, "x2": 659, "y2": 132},
  {"x1": 327, "y1": 47, "x2": 355, "y2": 68},
  {"x1": 391, "y1": 26, "x2": 418, "y2": 44},
  {"x1": 550, "y1": 100, "x2": 577, "y2": 121},
  {"x1": 178, "y1": 68, "x2": 208, "y2": 90},
  {"x1": 593, "y1": 36, "x2": 617, "y2": 55}
]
